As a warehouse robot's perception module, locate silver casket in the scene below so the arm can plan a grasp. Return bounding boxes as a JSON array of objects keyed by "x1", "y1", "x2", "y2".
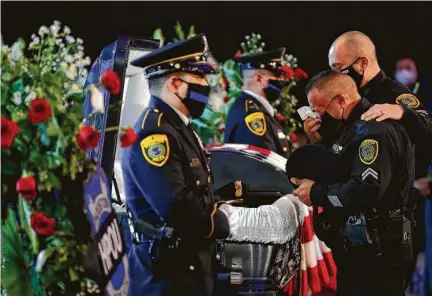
[{"x1": 85, "y1": 37, "x2": 302, "y2": 296}]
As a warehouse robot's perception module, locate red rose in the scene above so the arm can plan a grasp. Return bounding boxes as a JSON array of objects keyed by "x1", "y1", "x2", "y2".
[
  {"x1": 234, "y1": 51, "x2": 241, "y2": 58},
  {"x1": 221, "y1": 77, "x2": 228, "y2": 88},
  {"x1": 76, "y1": 126, "x2": 101, "y2": 151},
  {"x1": 1, "y1": 117, "x2": 19, "y2": 148},
  {"x1": 223, "y1": 96, "x2": 230, "y2": 103},
  {"x1": 16, "y1": 176, "x2": 38, "y2": 201},
  {"x1": 280, "y1": 66, "x2": 294, "y2": 80},
  {"x1": 219, "y1": 128, "x2": 226, "y2": 134},
  {"x1": 289, "y1": 132, "x2": 298, "y2": 143},
  {"x1": 28, "y1": 98, "x2": 52, "y2": 124},
  {"x1": 294, "y1": 68, "x2": 309, "y2": 80},
  {"x1": 30, "y1": 212, "x2": 56, "y2": 236},
  {"x1": 120, "y1": 128, "x2": 138, "y2": 148},
  {"x1": 276, "y1": 114, "x2": 286, "y2": 125},
  {"x1": 101, "y1": 68, "x2": 121, "y2": 95}
]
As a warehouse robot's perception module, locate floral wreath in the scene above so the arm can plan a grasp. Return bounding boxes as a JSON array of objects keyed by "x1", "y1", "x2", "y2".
[{"x1": 1, "y1": 21, "x2": 136, "y2": 295}]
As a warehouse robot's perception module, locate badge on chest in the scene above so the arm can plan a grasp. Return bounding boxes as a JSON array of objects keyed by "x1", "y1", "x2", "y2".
[
  {"x1": 190, "y1": 158, "x2": 201, "y2": 167},
  {"x1": 331, "y1": 144, "x2": 343, "y2": 155}
]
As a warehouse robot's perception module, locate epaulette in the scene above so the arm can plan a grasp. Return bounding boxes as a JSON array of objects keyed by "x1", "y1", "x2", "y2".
[
  {"x1": 244, "y1": 99, "x2": 261, "y2": 113},
  {"x1": 140, "y1": 108, "x2": 164, "y2": 130}
]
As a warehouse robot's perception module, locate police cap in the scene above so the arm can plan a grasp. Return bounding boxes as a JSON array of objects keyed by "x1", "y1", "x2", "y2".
[
  {"x1": 286, "y1": 144, "x2": 341, "y2": 184},
  {"x1": 232, "y1": 47, "x2": 286, "y2": 76},
  {"x1": 131, "y1": 33, "x2": 217, "y2": 79}
]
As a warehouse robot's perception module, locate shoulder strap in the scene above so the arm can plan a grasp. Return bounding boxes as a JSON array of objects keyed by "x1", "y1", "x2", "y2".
[
  {"x1": 244, "y1": 98, "x2": 262, "y2": 114},
  {"x1": 140, "y1": 108, "x2": 164, "y2": 130}
]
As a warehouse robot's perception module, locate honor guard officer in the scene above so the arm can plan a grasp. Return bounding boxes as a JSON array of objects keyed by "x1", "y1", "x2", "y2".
[
  {"x1": 292, "y1": 70, "x2": 416, "y2": 296},
  {"x1": 224, "y1": 48, "x2": 292, "y2": 158},
  {"x1": 122, "y1": 34, "x2": 233, "y2": 296}
]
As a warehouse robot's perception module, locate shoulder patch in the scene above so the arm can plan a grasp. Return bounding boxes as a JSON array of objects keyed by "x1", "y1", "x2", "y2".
[
  {"x1": 359, "y1": 139, "x2": 379, "y2": 165},
  {"x1": 245, "y1": 112, "x2": 266, "y2": 136},
  {"x1": 140, "y1": 134, "x2": 170, "y2": 167},
  {"x1": 395, "y1": 93, "x2": 420, "y2": 109}
]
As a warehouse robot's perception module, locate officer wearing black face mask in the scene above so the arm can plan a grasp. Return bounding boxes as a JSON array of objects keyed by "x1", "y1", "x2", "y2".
[
  {"x1": 294, "y1": 70, "x2": 416, "y2": 296},
  {"x1": 305, "y1": 31, "x2": 432, "y2": 156},
  {"x1": 122, "y1": 34, "x2": 247, "y2": 296},
  {"x1": 325, "y1": 32, "x2": 432, "y2": 282},
  {"x1": 225, "y1": 48, "x2": 292, "y2": 158}
]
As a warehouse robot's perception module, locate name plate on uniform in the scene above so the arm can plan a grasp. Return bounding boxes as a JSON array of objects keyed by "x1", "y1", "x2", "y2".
[{"x1": 84, "y1": 166, "x2": 130, "y2": 295}]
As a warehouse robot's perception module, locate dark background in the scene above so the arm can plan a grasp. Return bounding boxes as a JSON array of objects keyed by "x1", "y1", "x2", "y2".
[{"x1": 2, "y1": 1, "x2": 432, "y2": 103}]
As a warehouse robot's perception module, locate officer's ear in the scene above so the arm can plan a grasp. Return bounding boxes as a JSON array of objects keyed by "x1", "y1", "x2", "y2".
[
  {"x1": 255, "y1": 73, "x2": 264, "y2": 85},
  {"x1": 334, "y1": 93, "x2": 347, "y2": 108},
  {"x1": 357, "y1": 56, "x2": 369, "y2": 72},
  {"x1": 167, "y1": 75, "x2": 186, "y2": 95}
]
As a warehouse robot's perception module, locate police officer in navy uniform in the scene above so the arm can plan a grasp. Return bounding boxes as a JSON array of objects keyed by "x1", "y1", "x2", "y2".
[
  {"x1": 122, "y1": 34, "x2": 239, "y2": 296},
  {"x1": 224, "y1": 48, "x2": 292, "y2": 158},
  {"x1": 291, "y1": 70, "x2": 416, "y2": 296}
]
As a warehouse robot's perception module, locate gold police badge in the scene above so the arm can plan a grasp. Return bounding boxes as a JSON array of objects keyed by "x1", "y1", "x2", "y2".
[
  {"x1": 395, "y1": 93, "x2": 420, "y2": 108},
  {"x1": 359, "y1": 139, "x2": 379, "y2": 165},
  {"x1": 245, "y1": 112, "x2": 266, "y2": 136},
  {"x1": 141, "y1": 134, "x2": 170, "y2": 167}
]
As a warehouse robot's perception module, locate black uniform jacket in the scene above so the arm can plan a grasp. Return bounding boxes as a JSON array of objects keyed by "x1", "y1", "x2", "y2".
[
  {"x1": 361, "y1": 70, "x2": 432, "y2": 177},
  {"x1": 311, "y1": 98, "x2": 415, "y2": 218}
]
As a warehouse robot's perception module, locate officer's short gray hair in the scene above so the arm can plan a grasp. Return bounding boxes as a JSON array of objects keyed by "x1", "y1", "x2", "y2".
[
  {"x1": 148, "y1": 75, "x2": 167, "y2": 97},
  {"x1": 305, "y1": 69, "x2": 358, "y2": 97}
]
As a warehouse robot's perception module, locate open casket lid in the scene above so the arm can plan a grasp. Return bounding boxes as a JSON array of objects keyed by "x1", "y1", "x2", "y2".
[
  {"x1": 83, "y1": 36, "x2": 160, "y2": 202},
  {"x1": 208, "y1": 144, "x2": 293, "y2": 203}
]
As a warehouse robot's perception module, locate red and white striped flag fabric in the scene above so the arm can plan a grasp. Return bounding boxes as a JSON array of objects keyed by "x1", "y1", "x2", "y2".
[
  {"x1": 284, "y1": 205, "x2": 337, "y2": 296},
  {"x1": 207, "y1": 144, "x2": 337, "y2": 295}
]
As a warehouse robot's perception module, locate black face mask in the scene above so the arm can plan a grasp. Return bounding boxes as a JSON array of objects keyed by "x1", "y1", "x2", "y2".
[
  {"x1": 263, "y1": 79, "x2": 287, "y2": 102},
  {"x1": 317, "y1": 99, "x2": 346, "y2": 145},
  {"x1": 339, "y1": 58, "x2": 364, "y2": 88},
  {"x1": 175, "y1": 78, "x2": 211, "y2": 119}
]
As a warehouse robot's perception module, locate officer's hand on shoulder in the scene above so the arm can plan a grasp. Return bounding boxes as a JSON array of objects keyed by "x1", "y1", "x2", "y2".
[
  {"x1": 361, "y1": 103, "x2": 404, "y2": 122},
  {"x1": 304, "y1": 117, "x2": 323, "y2": 143}
]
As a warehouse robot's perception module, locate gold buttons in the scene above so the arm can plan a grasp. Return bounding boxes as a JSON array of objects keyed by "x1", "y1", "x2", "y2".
[
  {"x1": 196, "y1": 180, "x2": 200, "y2": 185},
  {"x1": 283, "y1": 147, "x2": 288, "y2": 152},
  {"x1": 216, "y1": 254, "x2": 221, "y2": 260},
  {"x1": 154, "y1": 109, "x2": 159, "y2": 113},
  {"x1": 189, "y1": 265, "x2": 195, "y2": 271}
]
